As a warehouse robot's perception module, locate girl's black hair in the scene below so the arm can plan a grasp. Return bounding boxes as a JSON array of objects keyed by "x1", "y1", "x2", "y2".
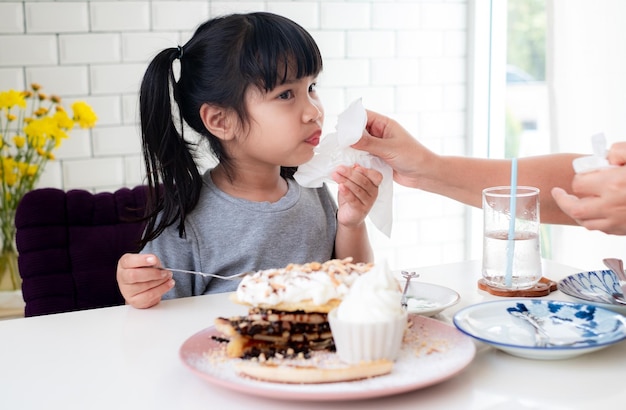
[{"x1": 138, "y1": 12, "x2": 323, "y2": 247}]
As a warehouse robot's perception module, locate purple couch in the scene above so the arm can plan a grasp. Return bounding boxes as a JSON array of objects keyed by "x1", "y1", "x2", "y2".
[{"x1": 15, "y1": 186, "x2": 148, "y2": 316}]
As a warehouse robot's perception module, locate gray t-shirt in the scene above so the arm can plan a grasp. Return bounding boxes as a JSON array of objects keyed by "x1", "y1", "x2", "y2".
[{"x1": 142, "y1": 170, "x2": 338, "y2": 299}]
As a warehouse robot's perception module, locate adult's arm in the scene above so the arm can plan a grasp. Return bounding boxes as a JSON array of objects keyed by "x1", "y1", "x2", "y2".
[{"x1": 352, "y1": 109, "x2": 580, "y2": 225}]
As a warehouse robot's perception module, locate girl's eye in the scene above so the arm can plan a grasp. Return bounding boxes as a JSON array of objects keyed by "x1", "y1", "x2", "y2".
[
  {"x1": 278, "y1": 90, "x2": 293, "y2": 100},
  {"x1": 309, "y1": 82, "x2": 317, "y2": 93}
]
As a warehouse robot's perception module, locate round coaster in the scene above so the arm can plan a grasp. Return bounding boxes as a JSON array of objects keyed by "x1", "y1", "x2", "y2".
[{"x1": 477, "y1": 277, "x2": 557, "y2": 297}]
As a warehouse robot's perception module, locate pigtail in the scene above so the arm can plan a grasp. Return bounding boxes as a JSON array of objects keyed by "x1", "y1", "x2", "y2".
[{"x1": 139, "y1": 47, "x2": 202, "y2": 247}]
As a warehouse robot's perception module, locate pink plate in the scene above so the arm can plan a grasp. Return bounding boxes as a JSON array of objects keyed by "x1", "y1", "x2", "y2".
[{"x1": 179, "y1": 314, "x2": 475, "y2": 401}]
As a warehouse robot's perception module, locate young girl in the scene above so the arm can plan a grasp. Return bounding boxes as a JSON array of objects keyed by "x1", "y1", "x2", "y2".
[{"x1": 117, "y1": 12, "x2": 382, "y2": 309}]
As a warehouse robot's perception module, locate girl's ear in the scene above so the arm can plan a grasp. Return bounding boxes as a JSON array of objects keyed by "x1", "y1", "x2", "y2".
[{"x1": 199, "y1": 103, "x2": 236, "y2": 141}]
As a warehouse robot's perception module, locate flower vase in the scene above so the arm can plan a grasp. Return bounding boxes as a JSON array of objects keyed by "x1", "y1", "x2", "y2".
[{"x1": 0, "y1": 215, "x2": 20, "y2": 291}]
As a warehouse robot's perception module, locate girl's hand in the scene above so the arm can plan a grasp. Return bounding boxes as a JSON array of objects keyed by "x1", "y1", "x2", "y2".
[
  {"x1": 332, "y1": 164, "x2": 383, "y2": 227},
  {"x1": 116, "y1": 253, "x2": 174, "y2": 309}
]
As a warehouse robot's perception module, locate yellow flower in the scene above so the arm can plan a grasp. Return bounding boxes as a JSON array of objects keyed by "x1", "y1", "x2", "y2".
[
  {"x1": 1, "y1": 157, "x2": 17, "y2": 187},
  {"x1": 72, "y1": 101, "x2": 98, "y2": 128},
  {"x1": 26, "y1": 164, "x2": 38, "y2": 176},
  {"x1": 34, "y1": 107, "x2": 49, "y2": 117},
  {"x1": 0, "y1": 84, "x2": 97, "y2": 257},
  {"x1": 52, "y1": 129, "x2": 69, "y2": 148},
  {"x1": 0, "y1": 90, "x2": 27, "y2": 110},
  {"x1": 17, "y1": 162, "x2": 28, "y2": 175},
  {"x1": 53, "y1": 109, "x2": 74, "y2": 130},
  {"x1": 13, "y1": 136, "x2": 25, "y2": 148},
  {"x1": 24, "y1": 116, "x2": 58, "y2": 148}
]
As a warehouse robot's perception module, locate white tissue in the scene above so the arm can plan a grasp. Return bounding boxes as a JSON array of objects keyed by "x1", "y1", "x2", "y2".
[
  {"x1": 572, "y1": 133, "x2": 614, "y2": 173},
  {"x1": 294, "y1": 99, "x2": 393, "y2": 236}
]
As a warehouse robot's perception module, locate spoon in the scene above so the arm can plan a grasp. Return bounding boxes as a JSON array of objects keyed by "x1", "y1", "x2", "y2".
[
  {"x1": 611, "y1": 293, "x2": 626, "y2": 305},
  {"x1": 400, "y1": 271, "x2": 419, "y2": 309},
  {"x1": 603, "y1": 258, "x2": 626, "y2": 282}
]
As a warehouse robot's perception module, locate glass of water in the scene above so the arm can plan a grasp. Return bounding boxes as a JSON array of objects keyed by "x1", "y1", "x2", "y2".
[{"x1": 482, "y1": 186, "x2": 542, "y2": 290}]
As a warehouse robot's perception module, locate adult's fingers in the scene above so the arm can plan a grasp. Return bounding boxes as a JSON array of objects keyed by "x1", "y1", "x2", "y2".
[{"x1": 607, "y1": 142, "x2": 626, "y2": 166}]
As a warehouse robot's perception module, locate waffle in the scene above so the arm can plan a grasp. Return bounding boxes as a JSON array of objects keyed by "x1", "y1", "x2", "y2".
[
  {"x1": 235, "y1": 358, "x2": 393, "y2": 384},
  {"x1": 215, "y1": 307, "x2": 334, "y2": 358},
  {"x1": 215, "y1": 258, "x2": 372, "y2": 359}
]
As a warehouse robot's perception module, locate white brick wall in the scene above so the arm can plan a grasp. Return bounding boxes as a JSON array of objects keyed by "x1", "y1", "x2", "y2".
[
  {"x1": 0, "y1": 0, "x2": 470, "y2": 270},
  {"x1": 0, "y1": 3, "x2": 24, "y2": 34},
  {"x1": 25, "y1": 2, "x2": 90, "y2": 33},
  {"x1": 90, "y1": 2, "x2": 151, "y2": 32},
  {"x1": 59, "y1": 34, "x2": 122, "y2": 64}
]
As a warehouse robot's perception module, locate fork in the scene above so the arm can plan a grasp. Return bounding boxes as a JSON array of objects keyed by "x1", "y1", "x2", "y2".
[
  {"x1": 508, "y1": 310, "x2": 550, "y2": 347},
  {"x1": 509, "y1": 310, "x2": 597, "y2": 348},
  {"x1": 159, "y1": 267, "x2": 251, "y2": 280},
  {"x1": 542, "y1": 339, "x2": 597, "y2": 347}
]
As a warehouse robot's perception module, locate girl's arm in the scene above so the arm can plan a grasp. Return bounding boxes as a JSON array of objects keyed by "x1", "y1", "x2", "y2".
[{"x1": 334, "y1": 222, "x2": 373, "y2": 263}]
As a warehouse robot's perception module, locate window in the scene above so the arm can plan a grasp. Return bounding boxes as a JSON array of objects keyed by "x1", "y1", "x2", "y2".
[
  {"x1": 471, "y1": 0, "x2": 626, "y2": 270},
  {"x1": 468, "y1": 0, "x2": 550, "y2": 260}
]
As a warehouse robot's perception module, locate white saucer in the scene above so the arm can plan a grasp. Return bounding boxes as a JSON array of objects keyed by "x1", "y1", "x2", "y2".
[
  {"x1": 453, "y1": 299, "x2": 626, "y2": 360},
  {"x1": 404, "y1": 282, "x2": 460, "y2": 316}
]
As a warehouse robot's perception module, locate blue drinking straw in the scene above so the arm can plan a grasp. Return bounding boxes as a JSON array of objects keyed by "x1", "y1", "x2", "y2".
[{"x1": 505, "y1": 158, "x2": 518, "y2": 287}]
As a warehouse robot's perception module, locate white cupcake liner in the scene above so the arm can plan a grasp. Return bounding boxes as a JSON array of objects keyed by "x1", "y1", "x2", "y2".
[{"x1": 328, "y1": 309, "x2": 408, "y2": 364}]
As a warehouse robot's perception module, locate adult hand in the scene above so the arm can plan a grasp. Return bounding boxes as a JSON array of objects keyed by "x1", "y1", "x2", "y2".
[
  {"x1": 552, "y1": 165, "x2": 626, "y2": 235},
  {"x1": 552, "y1": 142, "x2": 626, "y2": 235},
  {"x1": 116, "y1": 253, "x2": 174, "y2": 308},
  {"x1": 351, "y1": 110, "x2": 435, "y2": 189}
]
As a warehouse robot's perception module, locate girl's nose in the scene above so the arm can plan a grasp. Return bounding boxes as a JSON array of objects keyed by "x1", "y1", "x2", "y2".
[{"x1": 305, "y1": 103, "x2": 323, "y2": 123}]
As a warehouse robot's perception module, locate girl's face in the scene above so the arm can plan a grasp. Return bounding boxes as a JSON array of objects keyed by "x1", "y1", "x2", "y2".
[{"x1": 233, "y1": 74, "x2": 324, "y2": 169}]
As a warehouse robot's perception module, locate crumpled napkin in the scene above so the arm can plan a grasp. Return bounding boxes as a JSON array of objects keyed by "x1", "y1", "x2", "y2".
[
  {"x1": 572, "y1": 132, "x2": 615, "y2": 173},
  {"x1": 294, "y1": 99, "x2": 393, "y2": 237}
]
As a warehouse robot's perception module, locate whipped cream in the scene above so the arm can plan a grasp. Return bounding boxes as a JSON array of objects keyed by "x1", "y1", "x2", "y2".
[
  {"x1": 235, "y1": 259, "x2": 372, "y2": 307},
  {"x1": 336, "y1": 262, "x2": 405, "y2": 322}
]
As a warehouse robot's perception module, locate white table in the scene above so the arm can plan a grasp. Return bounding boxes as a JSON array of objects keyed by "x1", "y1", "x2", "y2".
[{"x1": 1, "y1": 259, "x2": 624, "y2": 409}]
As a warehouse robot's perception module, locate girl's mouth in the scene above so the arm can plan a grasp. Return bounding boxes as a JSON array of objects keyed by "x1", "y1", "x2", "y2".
[{"x1": 305, "y1": 131, "x2": 321, "y2": 146}]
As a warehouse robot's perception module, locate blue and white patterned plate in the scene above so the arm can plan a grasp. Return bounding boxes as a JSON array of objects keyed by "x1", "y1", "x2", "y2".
[
  {"x1": 453, "y1": 299, "x2": 626, "y2": 360},
  {"x1": 558, "y1": 270, "x2": 626, "y2": 315}
]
